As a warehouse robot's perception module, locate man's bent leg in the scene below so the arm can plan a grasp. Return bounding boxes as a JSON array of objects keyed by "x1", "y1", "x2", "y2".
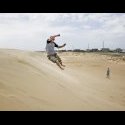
[
  {"x1": 56, "y1": 54, "x2": 65, "y2": 67},
  {"x1": 55, "y1": 60, "x2": 64, "y2": 70}
]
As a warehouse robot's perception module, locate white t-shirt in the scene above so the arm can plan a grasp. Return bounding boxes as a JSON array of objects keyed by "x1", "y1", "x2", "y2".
[{"x1": 46, "y1": 40, "x2": 59, "y2": 55}]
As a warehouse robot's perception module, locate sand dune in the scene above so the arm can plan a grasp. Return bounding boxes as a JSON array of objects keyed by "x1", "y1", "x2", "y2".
[{"x1": 0, "y1": 49, "x2": 125, "y2": 111}]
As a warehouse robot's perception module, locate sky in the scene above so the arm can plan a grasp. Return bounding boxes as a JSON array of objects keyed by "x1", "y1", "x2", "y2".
[{"x1": 0, "y1": 13, "x2": 125, "y2": 51}]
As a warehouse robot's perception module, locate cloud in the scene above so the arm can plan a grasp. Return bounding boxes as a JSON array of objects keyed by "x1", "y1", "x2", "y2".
[{"x1": 0, "y1": 13, "x2": 125, "y2": 50}]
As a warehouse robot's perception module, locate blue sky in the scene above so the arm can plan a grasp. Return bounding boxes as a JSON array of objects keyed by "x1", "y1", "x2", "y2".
[{"x1": 0, "y1": 13, "x2": 125, "y2": 51}]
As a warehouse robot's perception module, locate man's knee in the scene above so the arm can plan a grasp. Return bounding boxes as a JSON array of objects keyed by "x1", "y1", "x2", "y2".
[{"x1": 57, "y1": 56, "x2": 62, "y2": 62}]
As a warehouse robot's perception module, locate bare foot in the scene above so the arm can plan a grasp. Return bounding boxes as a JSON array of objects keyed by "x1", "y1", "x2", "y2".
[
  {"x1": 61, "y1": 64, "x2": 66, "y2": 67},
  {"x1": 56, "y1": 61, "x2": 65, "y2": 70}
]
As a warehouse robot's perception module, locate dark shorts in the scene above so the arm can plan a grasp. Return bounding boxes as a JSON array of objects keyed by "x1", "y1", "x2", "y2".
[{"x1": 47, "y1": 53, "x2": 62, "y2": 63}]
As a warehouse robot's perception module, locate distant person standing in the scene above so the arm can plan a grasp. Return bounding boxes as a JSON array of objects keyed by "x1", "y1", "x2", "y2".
[
  {"x1": 106, "y1": 67, "x2": 110, "y2": 79},
  {"x1": 46, "y1": 34, "x2": 66, "y2": 70}
]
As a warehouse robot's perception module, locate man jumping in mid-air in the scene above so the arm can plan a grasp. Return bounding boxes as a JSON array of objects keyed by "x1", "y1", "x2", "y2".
[{"x1": 46, "y1": 34, "x2": 66, "y2": 70}]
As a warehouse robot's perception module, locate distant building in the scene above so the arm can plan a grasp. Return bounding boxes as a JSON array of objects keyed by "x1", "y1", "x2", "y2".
[
  {"x1": 73, "y1": 49, "x2": 85, "y2": 52},
  {"x1": 114, "y1": 48, "x2": 123, "y2": 53},
  {"x1": 122, "y1": 49, "x2": 125, "y2": 53},
  {"x1": 73, "y1": 49, "x2": 80, "y2": 52},
  {"x1": 86, "y1": 49, "x2": 90, "y2": 52},
  {"x1": 90, "y1": 48, "x2": 99, "y2": 52},
  {"x1": 67, "y1": 50, "x2": 73, "y2": 52},
  {"x1": 101, "y1": 48, "x2": 110, "y2": 52}
]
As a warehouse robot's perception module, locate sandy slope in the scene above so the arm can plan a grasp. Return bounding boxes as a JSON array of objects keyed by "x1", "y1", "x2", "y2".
[{"x1": 0, "y1": 49, "x2": 125, "y2": 111}]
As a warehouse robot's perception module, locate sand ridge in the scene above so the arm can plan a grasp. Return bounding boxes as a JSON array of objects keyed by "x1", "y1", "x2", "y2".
[{"x1": 0, "y1": 49, "x2": 125, "y2": 111}]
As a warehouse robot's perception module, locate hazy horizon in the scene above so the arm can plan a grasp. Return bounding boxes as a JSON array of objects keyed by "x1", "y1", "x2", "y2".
[{"x1": 0, "y1": 13, "x2": 125, "y2": 51}]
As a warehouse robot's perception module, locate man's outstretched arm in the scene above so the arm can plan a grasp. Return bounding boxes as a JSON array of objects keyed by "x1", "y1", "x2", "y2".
[
  {"x1": 50, "y1": 34, "x2": 60, "y2": 39},
  {"x1": 52, "y1": 34, "x2": 60, "y2": 37},
  {"x1": 58, "y1": 43, "x2": 66, "y2": 48}
]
